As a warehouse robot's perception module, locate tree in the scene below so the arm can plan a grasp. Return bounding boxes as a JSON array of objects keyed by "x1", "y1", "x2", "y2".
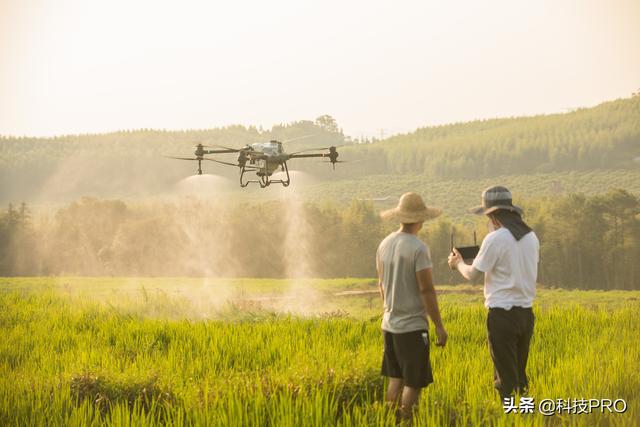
[{"x1": 314, "y1": 115, "x2": 340, "y2": 134}]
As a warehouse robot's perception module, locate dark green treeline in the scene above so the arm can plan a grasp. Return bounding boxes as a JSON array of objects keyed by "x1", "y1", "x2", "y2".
[{"x1": 1, "y1": 190, "x2": 639, "y2": 290}]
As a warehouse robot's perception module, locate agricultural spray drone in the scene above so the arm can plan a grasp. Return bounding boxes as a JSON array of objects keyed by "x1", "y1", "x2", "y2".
[{"x1": 167, "y1": 140, "x2": 341, "y2": 188}]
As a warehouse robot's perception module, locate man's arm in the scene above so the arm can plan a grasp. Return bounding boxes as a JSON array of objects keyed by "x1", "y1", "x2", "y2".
[
  {"x1": 376, "y1": 254, "x2": 384, "y2": 303},
  {"x1": 448, "y1": 248, "x2": 483, "y2": 281},
  {"x1": 416, "y1": 268, "x2": 448, "y2": 346}
]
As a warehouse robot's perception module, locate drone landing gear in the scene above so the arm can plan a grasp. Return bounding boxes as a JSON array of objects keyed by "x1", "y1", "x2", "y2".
[{"x1": 239, "y1": 162, "x2": 290, "y2": 188}]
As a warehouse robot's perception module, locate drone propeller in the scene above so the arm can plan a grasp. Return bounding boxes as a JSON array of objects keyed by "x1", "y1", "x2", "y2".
[
  {"x1": 318, "y1": 159, "x2": 357, "y2": 170},
  {"x1": 289, "y1": 147, "x2": 332, "y2": 155},
  {"x1": 164, "y1": 155, "x2": 205, "y2": 174},
  {"x1": 164, "y1": 156, "x2": 201, "y2": 161},
  {"x1": 281, "y1": 134, "x2": 319, "y2": 144}
]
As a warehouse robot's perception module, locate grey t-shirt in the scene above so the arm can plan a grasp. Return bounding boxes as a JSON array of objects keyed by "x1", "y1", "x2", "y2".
[{"x1": 377, "y1": 231, "x2": 433, "y2": 333}]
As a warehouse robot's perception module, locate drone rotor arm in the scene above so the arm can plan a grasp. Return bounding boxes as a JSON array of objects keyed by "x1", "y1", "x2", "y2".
[
  {"x1": 201, "y1": 144, "x2": 240, "y2": 151},
  {"x1": 204, "y1": 149, "x2": 240, "y2": 154},
  {"x1": 202, "y1": 158, "x2": 242, "y2": 167},
  {"x1": 288, "y1": 153, "x2": 327, "y2": 159}
]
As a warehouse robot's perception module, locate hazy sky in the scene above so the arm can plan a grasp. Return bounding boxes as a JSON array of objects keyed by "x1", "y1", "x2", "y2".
[{"x1": 1, "y1": 0, "x2": 638, "y2": 138}]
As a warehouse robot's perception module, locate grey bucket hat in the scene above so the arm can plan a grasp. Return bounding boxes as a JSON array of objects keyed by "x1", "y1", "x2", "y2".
[{"x1": 469, "y1": 185, "x2": 523, "y2": 215}]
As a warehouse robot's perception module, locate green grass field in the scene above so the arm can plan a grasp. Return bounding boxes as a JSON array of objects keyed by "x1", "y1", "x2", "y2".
[{"x1": 1, "y1": 278, "x2": 638, "y2": 426}]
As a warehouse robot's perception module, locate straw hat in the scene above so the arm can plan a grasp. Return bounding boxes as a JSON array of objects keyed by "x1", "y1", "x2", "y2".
[
  {"x1": 380, "y1": 192, "x2": 442, "y2": 223},
  {"x1": 469, "y1": 185, "x2": 523, "y2": 216}
]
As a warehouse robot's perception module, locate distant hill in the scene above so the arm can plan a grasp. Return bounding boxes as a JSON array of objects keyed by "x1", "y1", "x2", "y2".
[
  {"x1": 333, "y1": 95, "x2": 640, "y2": 179},
  {"x1": 1, "y1": 96, "x2": 638, "y2": 204},
  {"x1": 0, "y1": 119, "x2": 346, "y2": 203}
]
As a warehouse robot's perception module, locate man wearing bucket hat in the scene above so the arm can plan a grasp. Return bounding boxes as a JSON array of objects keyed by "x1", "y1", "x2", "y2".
[
  {"x1": 377, "y1": 192, "x2": 448, "y2": 420},
  {"x1": 448, "y1": 186, "x2": 539, "y2": 401}
]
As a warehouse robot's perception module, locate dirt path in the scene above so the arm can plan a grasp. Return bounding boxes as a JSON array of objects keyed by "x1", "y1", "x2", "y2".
[{"x1": 333, "y1": 288, "x2": 481, "y2": 297}]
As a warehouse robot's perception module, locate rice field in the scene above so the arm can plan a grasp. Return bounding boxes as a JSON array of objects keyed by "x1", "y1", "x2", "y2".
[{"x1": 1, "y1": 278, "x2": 638, "y2": 426}]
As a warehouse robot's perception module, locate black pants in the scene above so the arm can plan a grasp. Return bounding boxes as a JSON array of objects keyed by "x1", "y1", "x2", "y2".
[{"x1": 487, "y1": 307, "x2": 534, "y2": 399}]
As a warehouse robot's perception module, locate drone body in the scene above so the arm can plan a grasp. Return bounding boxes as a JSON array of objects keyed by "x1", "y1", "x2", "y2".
[{"x1": 168, "y1": 140, "x2": 340, "y2": 188}]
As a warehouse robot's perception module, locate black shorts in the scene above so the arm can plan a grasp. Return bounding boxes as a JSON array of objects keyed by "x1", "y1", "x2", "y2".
[{"x1": 381, "y1": 329, "x2": 433, "y2": 389}]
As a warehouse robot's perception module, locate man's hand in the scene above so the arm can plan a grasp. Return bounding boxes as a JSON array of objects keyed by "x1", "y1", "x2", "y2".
[
  {"x1": 448, "y1": 248, "x2": 463, "y2": 270},
  {"x1": 449, "y1": 249, "x2": 483, "y2": 281},
  {"x1": 435, "y1": 325, "x2": 448, "y2": 347}
]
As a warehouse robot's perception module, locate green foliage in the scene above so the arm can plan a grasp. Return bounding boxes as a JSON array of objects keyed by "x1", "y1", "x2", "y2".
[
  {"x1": 526, "y1": 189, "x2": 640, "y2": 290},
  {"x1": 0, "y1": 284, "x2": 638, "y2": 426},
  {"x1": 335, "y1": 96, "x2": 640, "y2": 178},
  {"x1": 0, "y1": 119, "x2": 347, "y2": 203},
  {"x1": 1, "y1": 189, "x2": 639, "y2": 289},
  {"x1": 1, "y1": 97, "x2": 639, "y2": 203},
  {"x1": 0, "y1": 202, "x2": 38, "y2": 275}
]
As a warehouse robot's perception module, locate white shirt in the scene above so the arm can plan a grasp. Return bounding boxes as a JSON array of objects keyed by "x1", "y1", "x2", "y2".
[
  {"x1": 472, "y1": 227, "x2": 539, "y2": 309},
  {"x1": 377, "y1": 232, "x2": 432, "y2": 333}
]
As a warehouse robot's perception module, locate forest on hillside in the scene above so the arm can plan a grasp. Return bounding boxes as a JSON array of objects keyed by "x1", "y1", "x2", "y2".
[
  {"x1": 2, "y1": 190, "x2": 639, "y2": 290},
  {"x1": 1, "y1": 96, "x2": 638, "y2": 204},
  {"x1": 339, "y1": 95, "x2": 640, "y2": 178}
]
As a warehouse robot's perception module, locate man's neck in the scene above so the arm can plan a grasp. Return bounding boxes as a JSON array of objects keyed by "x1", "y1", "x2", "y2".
[
  {"x1": 399, "y1": 226, "x2": 418, "y2": 235},
  {"x1": 489, "y1": 225, "x2": 503, "y2": 233}
]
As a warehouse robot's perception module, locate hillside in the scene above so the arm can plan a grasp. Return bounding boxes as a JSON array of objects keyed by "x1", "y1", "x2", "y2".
[
  {"x1": 1, "y1": 96, "x2": 638, "y2": 204},
  {"x1": 334, "y1": 95, "x2": 640, "y2": 179}
]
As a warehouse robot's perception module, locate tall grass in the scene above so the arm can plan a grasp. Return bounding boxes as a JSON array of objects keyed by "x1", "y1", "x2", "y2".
[{"x1": 1, "y1": 283, "x2": 638, "y2": 426}]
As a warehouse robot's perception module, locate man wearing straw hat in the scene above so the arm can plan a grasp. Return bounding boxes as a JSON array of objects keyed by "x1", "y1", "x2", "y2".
[
  {"x1": 448, "y1": 186, "x2": 539, "y2": 401},
  {"x1": 377, "y1": 192, "x2": 448, "y2": 420}
]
